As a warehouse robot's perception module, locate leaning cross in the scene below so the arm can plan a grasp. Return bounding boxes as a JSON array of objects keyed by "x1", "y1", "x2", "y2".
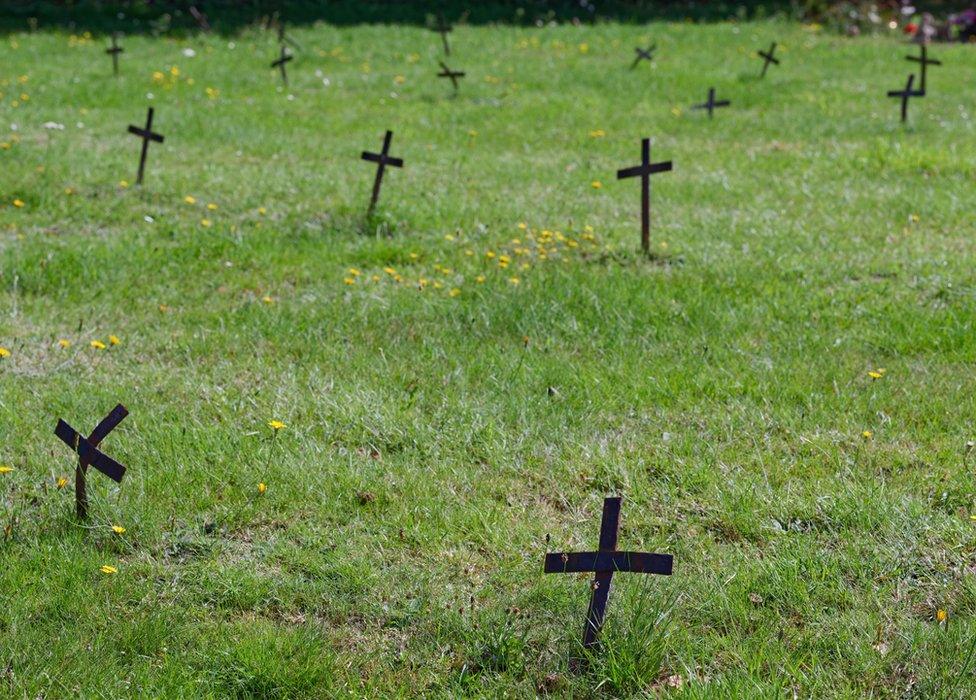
[
  {"x1": 360, "y1": 130, "x2": 404, "y2": 217},
  {"x1": 544, "y1": 497, "x2": 673, "y2": 652},
  {"x1": 106, "y1": 34, "x2": 124, "y2": 75},
  {"x1": 906, "y1": 45, "x2": 941, "y2": 93},
  {"x1": 437, "y1": 61, "x2": 465, "y2": 92},
  {"x1": 691, "y1": 87, "x2": 730, "y2": 118},
  {"x1": 888, "y1": 74, "x2": 923, "y2": 123},
  {"x1": 616, "y1": 137, "x2": 672, "y2": 254},
  {"x1": 127, "y1": 107, "x2": 165, "y2": 185},
  {"x1": 54, "y1": 404, "x2": 129, "y2": 520},
  {"x1": 272, "y1": 45, "x2": 293, "y2": 85},
  {"x1": 630, "y1": 43, "x2": 656, "y2": 69},
  {"x1": 757, "y1": 42, "x2": 779, "y2": 78}
]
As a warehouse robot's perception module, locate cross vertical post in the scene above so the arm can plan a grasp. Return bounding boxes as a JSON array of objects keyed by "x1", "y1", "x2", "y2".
[
  {"x1": 106, "y1": 34, "x2": 123, "y2": 75},
  {"x1": 616, "y1": 137, "x2": 673, "y2": 254}
]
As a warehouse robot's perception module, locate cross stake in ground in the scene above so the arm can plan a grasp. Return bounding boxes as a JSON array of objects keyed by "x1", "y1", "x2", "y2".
[
  {"x1": 434, "y1": 15, "x2": 452, "y2": 55},
  {"x1": 361, "y1": 130, "x2": 404, "y2": 218},
  {"x1": 616, "y1": 137, "x2": 672, "y2": 254},
  {"x1": 106, "y1": 33, "x2": 124, "y2": 75},
  {"x1": 437, "y1": 60, "x2": 465, "y2": 93},
  {"x1": 757, "y1": 42, "x2": 779, "y2": 78},
  {"x1": 692, "y1": 87, "x2": 730, "y2": 118},
  {"x1": 127, "y1": 107, "x2": 165, "y2": 185},
  {"x1": 54, "y1": 404, "x2": 129, "y2": 520},
  {"x1": 544, "y1": 497, "x2": 673, "y2": 654},
  {"x1": 630, "y1": 43, "x2": 656, "y2": 69},
  {"x1": 906, "y1": 45, "x2": 941, "y2": 93},
  {"x1": 272, "y1": 45, "x2": 293, "y2": 86},
  {"x1": 888, "y1": 74, "x2": 923, "y2": 123}
]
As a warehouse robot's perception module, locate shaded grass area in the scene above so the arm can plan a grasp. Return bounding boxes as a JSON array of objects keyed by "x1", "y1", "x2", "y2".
[{"x1": 1, "y1": 18, "x2": 975, "y2": 697}]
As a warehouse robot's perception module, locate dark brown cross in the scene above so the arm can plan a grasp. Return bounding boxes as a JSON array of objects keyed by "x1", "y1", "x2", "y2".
[
  {"x1": 630, "y1": 43, "x2": 656, "y2": 70},
  {"x1": 106, "y1": 34, "x2": 123, "y2": 75},
  {"x1": 691, "y1": 87, "x2": 730, "y2": 118},
  {"x1": 54, "y1": 404, "x2": 129, "y2": 520},
  {"x1": 757, "y1": 42, "x2": 779, "y2": 78},
  {"x1": 616, "y1": 137, "x2": 672, "y2": 254},
  {"x1": 437, "y1": 61, "x2": 465, "y2": 92},
  {"x1": 434, "y1": 15, "x2": 452, "y2": 55},
  {"x1": 544, "y1": 497, "x2": 673, "y2": 652},
  {"x1": 888, "y1": 74, "x2": 923, "y2": 123},
  {"x1": 271, "y1": 45, "x2": 293, "y2": 86},
  {"x1": 361, "y1": 130, "x2": 403, "y2": 217},
  {"x1": 906, "y1": 45, "x2": 940, "y2": 93},
  {"x1": 127, "y1": 107, "x2": 164, "y2": 185}
]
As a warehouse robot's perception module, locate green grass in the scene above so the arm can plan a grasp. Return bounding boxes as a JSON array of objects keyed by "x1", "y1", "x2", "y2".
[{"x1": 1, "y1": 18, "x2": 975, "y2": 697}]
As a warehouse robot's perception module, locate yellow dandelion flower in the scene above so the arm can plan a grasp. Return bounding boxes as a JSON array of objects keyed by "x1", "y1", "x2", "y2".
[
  {"x1": 119, "y1": 180, "x2": 129, "y2": 188},
  {"x1": 508, "y1": 277, "x2": 521, "y2": 286},
  {"x1": 207, "y1": 203, "x2": 217, "y2": 211},
  {"x1": 268, "y1": 420, "x2": 286, "y2": 431},
  {"x1": 476, "y1": 275, "x2": 486, "y2": 283},
  {"x1": 486, "y1": 251, "x2": 496, "y2": 259},
  {"x1": 588, "y1": 129, "x2": 606, "y2": 138},
  {"x1": 109, "y1": 335, "x2": 121, "y2": 346},
  {"x1": 517, "y1": 222, "x2": 528, "y2": 230},
  {"x1": 862, "y1": 430, "x2": 873, "y2": 439},
  {"x1": 449, "y1": 288, "x2": 461, "y2": 297},
  {"x1": 0, "y1": 143, "x2": 10, "y2": 150},
  {"x1": 262, "y1": 295, "x2": 274, "y2": 304},
  {"x1": 111, "y1": 525, "x2": 126, "y2": 534},
  {"x1": 56, "y1": 476, "x2": 68, "y2": 488},
  {"x1": 258, "y1": 482, "x2": 267, "y2": 495},
  {"x1": 200, "y1": 218, "x2": 212, "y2": 228},
  {"x1": 90, "y1": 340, "x2": 106, "y2": 350},
  {"x1": 383, "y1": 266, "x2": 396, "y2": 275},
  {"x1": 206, "y1": 87, "x2": 219, "y2": 99},
  {"x1": 257, "y1": 207, "x2": 267, "y2": 216},
  {"x1": 936, "y1": 609, "x2": 947, "y2": 623},
  {"x1": 394, "y1": 75, "x2": 406, "y2": 85},
  {"x1": 348, "y1": 268, "x2": 361, "y2": 276},
  {"x1": 169, "y1": 65, "x2": 180, "y2": 77},
  {"x1": 64, "y1": 187, "x2": 75, "y2": 195},
  {"x1": 99, "y1": 565, "x2": 118, "y2": 575},
  {"x1": 152, "y1": 71, "x2": 165, "y2": 82},
  {"x1": 0, "y1": 347, "x2": 10, "y2": 358},
  {"x1": 408, "y1": 252, "x2": 419, "y2": 260},
  {"x1": 183, "y1": 195, "x2": 196, "y2": 205},
  {"x1": 158, "y1": 304, "x2": 170, "y2": 313},
  {"x1": 58, "y1": 339, "x2": 71, "y2": 348},
  {"x1": 0, "y1": 466, "x2": 13, "y2": 474},
  {"x1": 468, "y1": 129, "x2": 478, "y2": 137},
  {"x1": 12, "y1": 199, "x2": 24, "y2": 208},
  {"x1": 343, "y1": 277, "x2": 355, "y2": 285},
  {"x1": 591, "y1": 181, "x2": 603, "y2": 189}
]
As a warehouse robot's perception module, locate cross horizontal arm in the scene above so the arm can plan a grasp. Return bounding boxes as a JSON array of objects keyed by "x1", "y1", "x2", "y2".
[
  {"x1": 361, "y1": 152, "x2": 404, "y2": 168},
  {"x1": 55, "y1": 420, "x2": 127, "y2": 482},
  {"x1": 617, "y1": 161, "x2": 673, "y2": 179},
  {"x1": 544, "y1": 551, "x2": 673, "y2": 575},
  {"x1": 128, "y1": 126, "x2": 165, "y2": 143},
  {"x1": 89, "y1": 404, "x2": 129, "y2": 447}
]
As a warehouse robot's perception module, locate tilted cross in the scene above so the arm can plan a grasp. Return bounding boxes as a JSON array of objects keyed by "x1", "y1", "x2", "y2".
[
  {"x1": 906, "y1": 45, "x2": 941, "y2": 93},
  {"x1": 888, "y1": 74, "x2": 923, "y2": 123},
  {"x1": 54, "y1": 404, "x2": 129, "y2": 520},
  {"x1": 106, "y1": 34, "x2": 124, "y2": 75},
  {"x1": 757, "y1": 42, "x2": 779, "y2": 78},
  {"x1": 437, "y1": 61, "x2": 465, "y2": 92},
  {"x1": 691, "y1": 87, "x2": 730, "y2": 118},
  {"x1": 544, "y1": 497, "x2": 673, "y2": 651},
  {"x1": 271, "y1": 45, "x2": 293, "y2": 85},
  {"x1": 617, "y1": 138, "x2": 672, "y2": 254},
  {"x1": 127, "y1": 107, "x2": 165, "y2": 185},
  {"x1": 630, "y1": 43, "x2": 656, "y2": 70},
  {"x1": 434, "y1": 15, "x2": 452, "y2": 55},
  {"x1": 361, "y1": 130, "x2": 404, "y2": 217}
]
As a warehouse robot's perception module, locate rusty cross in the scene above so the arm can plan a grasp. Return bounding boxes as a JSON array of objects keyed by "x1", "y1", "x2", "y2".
[
  {"x1": 54, "y1": 404, "x2": 129, "y2": 520},
  {"x1": 545, "y1": 497, "x2": 673, "y2": 652},
  {"x1": 106, "y1": 34, "x2": 124, "y2": 75},
  {"x1": 630, "y1": 43, "x2": 656, "y2": 69},
  {"x1": 906, "y1": 45, "x2": 940, "y2": 93},
  {"x1": 127, "y1": 107, "x2": 164, "y2": 185},
  {"x1": 888, "y1": 74, "x2": 923, "y2": 123},
  {"x1": 691, "y1": 87, "x2": 730, "y2": 118},
  {"x1": 272, "y1": 44, "x2": 293, "y2": 85},
  {"x1": 361, "y1": 130, "x2": 404, "y2": 217},
  {"x1": 616, "y1": 137, "x2": 672, "y2": 254},
  {"x1": 757, "y1": 42, "x2": 779, "y2": 78},
  {"x1": 437, "y1": 61, "x2": 465, "y2": 92}
]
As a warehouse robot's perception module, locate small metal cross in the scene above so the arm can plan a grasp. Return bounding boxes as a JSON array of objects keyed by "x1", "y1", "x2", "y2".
[
  {"x1": 888, "y1": 74, "x2": 923, "y2": 123},
  {"x1": 630, "y1": 43, "x2": 656, "y2": 70},
  {"x1": 757, "y1": 42, "x2": 779, "y2": 78},
  {"x1": 691, "y1": 87, "x2": 730, "y2": 118},
  {"x1": 906, "y1": 45, "x2": 941, "y2": 93},
  {"x1": 437, "y1": 60, "x2": 465, "y2": 93},
  {"x1": 54, "y1": 404, "x2": 129, "y2": 520},
  {"x1": 106, "y1": 34, "x2": 124, "y2": 75},
  {"x1": 360, "y1": 130, "x2": 404, "y2": 218},
  {"x1": 127, "y1": 107, "x2": 165, "y2": 185},
  {"x1": 271, "y1": 44, "x2": 293, "y2": 86},
  {"x1": 616, "y1": 138, "x2": 673, "y2": 254}
]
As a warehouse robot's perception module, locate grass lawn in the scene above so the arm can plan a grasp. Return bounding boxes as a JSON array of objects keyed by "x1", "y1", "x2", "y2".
[{"x1": 1, "y1": 15, "x2": 975, "y2": 697}]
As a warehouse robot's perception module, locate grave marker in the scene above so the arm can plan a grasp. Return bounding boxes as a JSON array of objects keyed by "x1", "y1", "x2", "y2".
[
  {"x1": 106, "y1": 34, "x2": 123, "y2": 75},
  {"x1": 906, "y1": 45, "x2": 941, "y2": 93},
  {"x1": 54, "y1": 404, "x2": 129, "y2": 520},
  {"x1": 691, "y1": 87, "x2": 730, "y2": 118},
  {"x1": 434, "y1": 15, "x2": 452, "y2": 55},
  {"x1": 360, "y1": 130, "x2": 403, "y2": 217},
  {"x1": 630, "y1": 43, "x2": 656, "y2": 70},
  {"x1": 127, "y1": 107, "x2": 164, "y2": 185},
  {"x1": 437, "y1": 61, "x2": 465, "y2": 92},
  {"x1": 271, "y1": 45, "x2": 293, "y2": 86},
  {"x1": 544, "y1": 497, "x2": 673, "y2": 653},
  {"x1": 616, "y1": 137, "x2": 672, "y2": 254},
  {"x1": 888, "y1": 74, "x2": 922, "y2": 123},
  {"x1": 757, "y1": 42, "x2": 779, "y2": 78}
]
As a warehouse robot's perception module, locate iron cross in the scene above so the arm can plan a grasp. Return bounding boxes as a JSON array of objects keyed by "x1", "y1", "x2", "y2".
[
  {"x1": 54, "y1": 404, "x2": 129, "y2": 520},
  {"x1": 906, "y1": 45, "x2": 941, "y2": 93},
  {"x1": 272, "y1": 45, "x2": 293, "y2": 85},
  {"x1": 437, "y1": 61, "x2": 465, "y2": 92},
  {"x1": 361, "y1": 130, "x2": 404, "y2": 217},
  {"x1": 630, "y1": 43, "x2": 656, "y2": 69},
  {"x1": 106, "y1": 34, "x2": 124, "y2": 75},
  {"x1": 888, "y1": 74, "x2": 923, "y2": 123},
  {"x1": 616, "y1": 138, "x2": 672, "y2": 254},
  {"x1": 757, "y1": 42, "x2": 779, "y2": 78},
  {"x1": 544, "y1": 497, "x2": 673, "y2": 651},
  {"x1": 434, "y1": 15, "x2": 452, "y2": 55},
  {"x1": 127, "y1": 107, "x2": 164, "y2": 185},
  {"x1": 691, "y1": 87, "x2": 730, "y2": 118}
]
